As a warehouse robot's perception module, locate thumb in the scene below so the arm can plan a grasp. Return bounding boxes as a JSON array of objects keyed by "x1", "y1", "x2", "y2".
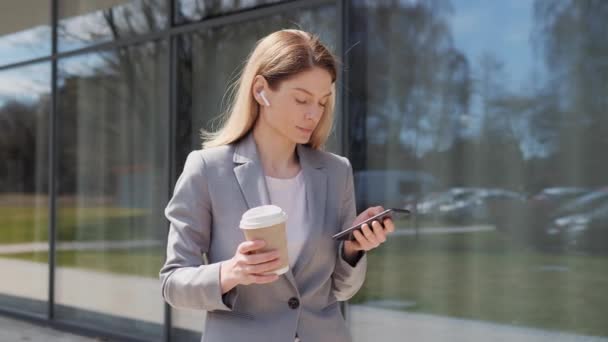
[{"x1": 368, "y1": 206, "x2": 381, "y2": 216}]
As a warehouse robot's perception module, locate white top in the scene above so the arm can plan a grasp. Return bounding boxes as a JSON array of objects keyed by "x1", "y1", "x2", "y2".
[{"x1": 264, "y1": 169, "x2": 307, "y2": 269}]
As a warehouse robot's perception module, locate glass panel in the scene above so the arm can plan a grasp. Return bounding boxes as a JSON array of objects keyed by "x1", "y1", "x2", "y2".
[
  {"x1": 172, "y1": 4, "x2": 338, "y2": 340},
  {"x1": 55, "y1": 41, "x2": 168, "y2": 340},
  {"x1": 0, "y1": 1, "x2": 51, "y2": 66},
  {"x1": 347, "y1": 0, "x2": 608, "y2": 340},
  {"x1": 176, "y1": 0, "x2": 283, "y2": 24},
  {"x1": 58, "y1": 0, "x2": 168, "y2": 52},
  {"x1": 0, "y1": 62, "x2": 50, "y2": 316}
]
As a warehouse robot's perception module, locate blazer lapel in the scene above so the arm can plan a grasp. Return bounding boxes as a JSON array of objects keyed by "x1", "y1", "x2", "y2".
[{"x1": 291, "y1": 143, "x2": 327, "y2": 279}]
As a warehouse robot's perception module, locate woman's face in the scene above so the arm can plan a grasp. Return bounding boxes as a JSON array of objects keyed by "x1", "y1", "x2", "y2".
[{"x1": 254, "y1": 67, "x2": 333, "y2": 145}]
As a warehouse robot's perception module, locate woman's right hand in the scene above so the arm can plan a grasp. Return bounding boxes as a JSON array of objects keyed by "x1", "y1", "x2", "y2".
[{"x1": 220, "y1": 240, "x2": 282, "y2": 294}]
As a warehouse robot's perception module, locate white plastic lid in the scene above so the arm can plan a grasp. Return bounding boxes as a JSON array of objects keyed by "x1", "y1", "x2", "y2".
[{"x1": 239, "y1": 204, "x2": 288, "y2": 229}]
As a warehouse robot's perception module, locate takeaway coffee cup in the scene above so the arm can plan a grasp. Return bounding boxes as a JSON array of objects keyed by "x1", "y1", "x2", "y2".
[{"x1": 239, "y1": 205, "x2": 289, "y2": 275}]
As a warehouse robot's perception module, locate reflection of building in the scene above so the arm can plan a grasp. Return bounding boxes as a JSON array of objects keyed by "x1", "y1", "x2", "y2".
[
  {"x1": 1, "y1": 1, "x2": 608, "y2": 342},
  {"x1": 112, "y1": 163, "x2": 157, "y2": 208}
]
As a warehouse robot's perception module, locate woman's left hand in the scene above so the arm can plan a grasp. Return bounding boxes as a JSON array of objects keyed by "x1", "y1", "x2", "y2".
[{"x1": 344, "y1": 206, "x2": 395, "y2": 255}]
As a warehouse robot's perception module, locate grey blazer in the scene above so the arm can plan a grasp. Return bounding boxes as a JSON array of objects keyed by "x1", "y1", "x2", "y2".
[{"x1": 159, "y1": 131, "x2": 368, "y2": 342}]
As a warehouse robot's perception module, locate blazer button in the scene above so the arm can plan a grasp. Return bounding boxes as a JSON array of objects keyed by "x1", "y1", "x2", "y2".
[{"x1": 288, "y1": 297, "x2": 300, "y2": 309}]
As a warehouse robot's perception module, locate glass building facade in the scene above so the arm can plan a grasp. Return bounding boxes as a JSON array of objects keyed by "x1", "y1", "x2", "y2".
[{"x1": 0, "y1": 0, "x2": 607, "y2": 341}]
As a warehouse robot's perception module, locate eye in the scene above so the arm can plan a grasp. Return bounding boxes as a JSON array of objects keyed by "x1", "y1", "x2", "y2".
[
  {"x1": 319, "y1": 102, "x2": 327, "y2": 108},
  {"x1": 295, "y1": 98, "x2": 308, "y2": 105}
]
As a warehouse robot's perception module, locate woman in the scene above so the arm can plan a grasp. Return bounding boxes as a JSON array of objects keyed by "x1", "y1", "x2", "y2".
[{"x1": 159, "y1": 29, "x2": 395, "y2": 342}]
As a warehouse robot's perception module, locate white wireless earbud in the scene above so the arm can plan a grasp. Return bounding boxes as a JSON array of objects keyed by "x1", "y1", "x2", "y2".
[{"x1": 259, "y1": 90, "x2": 270, "y2": 107}]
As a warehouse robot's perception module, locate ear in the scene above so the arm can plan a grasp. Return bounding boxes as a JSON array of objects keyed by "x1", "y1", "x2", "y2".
[{"x1": 252, "y1": 75, "x2": 269, "y2": 107}]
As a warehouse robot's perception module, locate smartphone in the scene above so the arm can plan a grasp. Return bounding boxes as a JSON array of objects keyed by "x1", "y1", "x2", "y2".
[{"x1": 332, "y1": 208, "x2": 411, "y2": 241}]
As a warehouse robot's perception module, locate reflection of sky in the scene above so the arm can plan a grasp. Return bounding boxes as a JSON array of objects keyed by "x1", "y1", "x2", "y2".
[
  {"x1": 0, "y1": 26, "x2": 51, "y2": 66},
  {"x1": 449, "y1": 0, "x2": 543, "y2": 91},
  {"x1": 0, "y1": 12, "x2": 121, "y2": 106},
  {"x1": 0, "y1": 2, "x2": 166, "y2": 66},
  {"x1": 0, "y1": 52, "x2": 110, "y2": 108},
  {"x1": 0, "y1": 50, "x2": 109, "y2": 107}
]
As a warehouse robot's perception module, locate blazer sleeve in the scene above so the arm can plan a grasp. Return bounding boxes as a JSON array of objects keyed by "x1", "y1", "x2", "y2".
[
  {"x1": 331, "y1": 157, "x2": 368, "y2": 301},
  {"x1": 159, "y1": 151, "x2": 235, "y2": 312}
]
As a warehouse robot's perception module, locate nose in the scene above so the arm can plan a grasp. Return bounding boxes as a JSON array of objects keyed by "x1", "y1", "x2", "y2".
[{"x1": 305, "y1": 106, "x2": 323, "y2": 121}]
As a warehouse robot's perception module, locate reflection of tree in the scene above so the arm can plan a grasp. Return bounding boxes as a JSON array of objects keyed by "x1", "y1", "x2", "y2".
[
  {"x1": 57, "y1": 1, "x2": 166, "y2": 46},
  {"x1": 348, "y1": 0, "x2": 470, "y2": 170},
  {"x1": 55, "y1": 2, "x2": 168, "y2": 213},
  {"x1": 176, "y1": 0, "x2": 280, "y2": 21},
  {"x1": 533, "y1": 0, "x2": 608, "y2": 186},
  {"x1": 57, "y1": 0, "x2": 168, "y2": 172},
  {"x1": 477, "y1": 52, "x2": 506, "y2": 134},
  {"x1": 0, "y1": 100, "x2": 49, "y2": 192},
  {"x1": 57, "y1": 2, "x2": 337, "y2": 203}
]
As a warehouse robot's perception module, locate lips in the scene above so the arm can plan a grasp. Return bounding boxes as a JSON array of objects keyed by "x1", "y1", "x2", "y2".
[{"x1": 297, "y1": 127, "x2": 313, "y2": 133}]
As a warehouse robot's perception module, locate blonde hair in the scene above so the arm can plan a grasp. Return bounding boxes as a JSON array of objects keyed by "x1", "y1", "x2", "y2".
[{"x1": 200, "y1": 29, "x2": 338, "y2": 150}]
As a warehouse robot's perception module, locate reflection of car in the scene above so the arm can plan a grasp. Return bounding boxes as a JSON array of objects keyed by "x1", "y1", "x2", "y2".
[
  {"x1": 477, "y1": 189, "x2": 528, "y2": 230},
  {"x1": 525, "y1": 187, "x2": 591, "y2": 235},
  {"x1": 416, "y1": 187, "x2": 526, "y2": 226},
  {"x1": 531, "y1": 187, "x2": 589, "y2": 205},
  {"x1": 528, "y1": 187, "x2": 589, "y2": 216},
  {"x1": 551, "y1": 188, "x2": 608, "y2": 219},
  {"x1": 547, "y1": 202, "x2": 608, "y2": 252},
  {"x1": 354, "y1": 170, "x2": 439, "y2": 211},
  {"x1": 416, "y1": 187, "x2": 480, "y2": 215}
]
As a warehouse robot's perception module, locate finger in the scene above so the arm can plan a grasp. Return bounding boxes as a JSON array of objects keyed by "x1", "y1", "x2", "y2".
[
  {"x1": 352, "y1": 229, "x2": 370, "y2": 250},
  {"x1": 346, "y1": 238, "x2": 362, "y2": 250},
  {"x1": 371, "y1": 220, "x2": 387, "y2": 243},
  {"x1": 355, "y1": 225, "x2": 374, "y2": 250},
  {"x1": 247, "y1": 258, "x2": 283, "y2": 275},
  {"x1": 251, "y1": 273, "x2": 280, "y2": 284},
  {"x1": 361, "y1": 223, "x2": 380, "y2": 247},
  {"x1": 244, "y1": 250, "x2": 280, "y2": 265},
  {"x1": 365, "y1": 207, "x2": 377, "y2": 218},
  {"x1": 383, "y1": 218, "x2": 395, "y2": 233},
  {"x1": 363, "y1": 206, "x2": 383, "y2": 219},
  {"x1": 238, "y1": 240, "x2": 265, "y2": 254}
]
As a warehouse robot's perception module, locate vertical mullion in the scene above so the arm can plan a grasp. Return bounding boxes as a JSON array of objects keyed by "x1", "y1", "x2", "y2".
[
  {"x1": 338, "y1": 0, "x2": 351, "y2": 324},
  {"x1": 338, "y1": 0, "x2": 350, "y2": 160},
  {"x1": 48, "y1": 0, "x2": 58, "y2": 321},
  {"x1": 165, "y1": 0, "x2": 177, "y2": 341}
]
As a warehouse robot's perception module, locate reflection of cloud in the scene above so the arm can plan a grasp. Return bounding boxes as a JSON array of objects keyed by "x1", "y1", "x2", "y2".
[
  {"x1": 0, "y1": 26, "x2": 50, "y2": 45},
  {"x1": 0, "y1": 26, "x2": 51, "y2": 65},
  {"x1": 58, "y1": 2, "x2": 167, "y2": 50},
  {"x1": 59, "y1": 53, "x2": 111, "y2": 77},
  {"x1": 0, "y1": 64, "x2": 50, "y2": 105},
  {"x1": 355, "y1": 0, "x2": 422, "y2": 8},
  {"x1": 59, "y1": 13, "x2": 112, "y2": 45}
]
